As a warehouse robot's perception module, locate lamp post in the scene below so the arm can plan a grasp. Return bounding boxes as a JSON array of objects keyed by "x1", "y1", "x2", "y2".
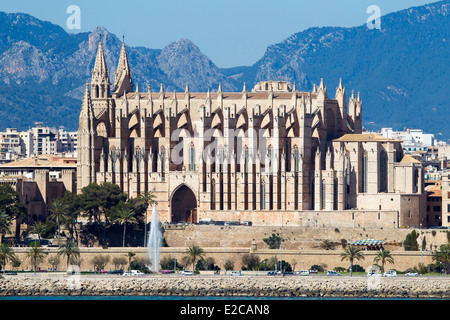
[
  {"x1": 174, "y1": 232, "x2": 177, "y2": 272},
  {"x1": 224, "y1": 232, "x2": 227, "y2": 274}
]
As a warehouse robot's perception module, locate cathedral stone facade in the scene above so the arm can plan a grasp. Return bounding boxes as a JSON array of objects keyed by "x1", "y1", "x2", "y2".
[{"x1": 77, "y1": 41, "x2": 426, "y2": 228}]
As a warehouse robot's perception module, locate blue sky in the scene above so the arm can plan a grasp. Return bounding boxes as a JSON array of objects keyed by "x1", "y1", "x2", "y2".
[{"x1": 1, "y1": 0, "x2": 438, "y2": 68}]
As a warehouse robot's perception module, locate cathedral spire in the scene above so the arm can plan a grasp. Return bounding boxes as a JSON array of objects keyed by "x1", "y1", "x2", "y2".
[
  {"x1": 91, "y1": 41, "x2": 110, "y2": 98},
  {"x1": 80, "y1": 83, "x2": 92, "y2": 119},
  {"x1": 113, "y1": 41, "x2": 133, "y2": 95},
  {"x1": 92, "y1": 41, "x2": 108, "y2": 78}
]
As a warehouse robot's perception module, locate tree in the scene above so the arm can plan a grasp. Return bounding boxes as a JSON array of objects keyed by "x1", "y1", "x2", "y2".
[
  {"x1": 91, "y1": 254, "x2": 110, "y2": 272},
  {"x1": 340, "y1": 245, "x2": 365, "y2": 277},
  {"x1": 29, "y1": 221, "x2": 47, "y2": 244},
  {"x1": 0, "y1": 243, "x2": 16, "y2": 273},
  {"x1": 0, "y1": 184, "x2": 27, "y2": 220},
  {"x1": 432, "y1": 244, "x2": 450, "y2": 276},
  {"x1": 127, "y1": 251, "x2": 136, "y2": 271},
  {"x1": 79, "y1": 183, "x2": 127, "y2": 245},
  {"x1": 160, "y1": 255, "x2": 182, "y2": 271},
  {"x1": 112, "y1": 256, "x2": 127, "y2": 270},
  {"x1": 79, "y1": 182, "x2": 127, "y2": 223},
  {"x1": 373, "y1": 249, "x2": 395, "y2": 273},
  {"x1": 57, "y1": 241, "x2": 80, "y2": 270},
  {"x1": 47, "y1": 254, "x2": 61, "y2": 271},
  {"x1": 113, "y1": 205, "x2": 138, "y2": 247},
  {"x1": 404, "y1": 230, "x2": 419, "y2": 251},
  {"x1": 241, "y1": 254, "x2": 260, "y2": 271},
  {"x1": 182, "y1": 245, "x2": 205, "y2": 271},
  {"x1": 138, "y1": 191, "x2": 158, "y2": 246},
  {"x1": 48, "y1": 198, "x2": 69, "y2": 246},
  {"x1": 0, "y1": 211, "x2": 12, "y2": 243},
  {"x1": 224, "y1": 259, "x2": 234, "y2": 271},
  {"x1": 59, "y1": 191, "x2": 81, "y2": 243},
  {"x1": 26, "y1": 242, "x2": 47, "y2": 273}
]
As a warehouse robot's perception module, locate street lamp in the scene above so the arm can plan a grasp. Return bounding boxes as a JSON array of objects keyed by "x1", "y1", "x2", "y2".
[
  {"x1": 174, "y1": 232, "x2": 177, "y2": 272},
  {"x1": 224, "y1": 232, "x2": 228, "y2": 274}
]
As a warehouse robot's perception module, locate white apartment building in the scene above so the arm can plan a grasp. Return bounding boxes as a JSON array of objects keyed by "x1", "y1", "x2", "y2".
[
  {"x1": 381, "y1": 128, "x2": 436, "y2": 153},
  {"x1": 0, "y1": 124, "x2": 78, "y2": 161}
]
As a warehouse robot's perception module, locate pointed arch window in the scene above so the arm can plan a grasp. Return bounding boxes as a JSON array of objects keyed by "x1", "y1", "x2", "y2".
[
  {"x1": 293, "y1": 146, "x2": 300, "y2": 173},
  {"x1": 379, "y1": 150, "x2": 388, "y2": 192},
  {"x1": 261, "y1": 181, "x2": 266, "y2": 210},
  {"x1": 413, "y1": 169, "x2": 419, "y2": 193},
  {"x1": 267, "y1": 145, "x2": 273, "y2": 173},
  {"x1": 211, "y1": 179, "x2": 216, "y2": 210},
  {"x1": 244, "y1": 146, "x2": 249, "y2": 173},
  {"x1": 160, "y1": 147, "x2": 166, "y2": 181},
  {"x1": 189, "y1": 143, "x2": 195, "y2": 171},
  {"x1": 346, "y1": 156, "x2": 351, "y2": 194},
  {"x1": 321, "y1": 179, "x2": 326, "y2": 210},
  {"x1": 362, "y1": 152, "x2": 368, "y2": 193}
]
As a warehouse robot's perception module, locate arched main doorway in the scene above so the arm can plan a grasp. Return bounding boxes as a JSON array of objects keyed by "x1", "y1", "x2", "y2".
[{"x1": 171, "y1": 185, "x2": 197, "y2": 223}]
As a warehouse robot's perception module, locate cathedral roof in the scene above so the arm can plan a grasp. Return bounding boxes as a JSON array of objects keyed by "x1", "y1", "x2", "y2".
[
  {"x1": 333, "y1": 134, "x2": 401, "y2": 142},
  {"x1": 123, "y1": 91, "x2": 318, "y2": 100},
  {"x1": 400, "y1": 155, "x2": 422, "y2": 164}
]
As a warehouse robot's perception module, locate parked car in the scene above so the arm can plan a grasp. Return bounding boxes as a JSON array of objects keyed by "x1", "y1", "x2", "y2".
[
  {"x1": 297, "y1": 270, "x2": 310, "y2": 276},
  {"x1": 267, "y1": 271, "x2": 281, "y2": 276},
  {"x1": 123, "y1": 270, "x2": 144, "y2": 276},
  {"x1": 404, "y1": 272, "x2": 419, "y2": 277},
  {"x1": 326, "y1": 270, "x2": 341, "y2": 276},
  {"x1": 180, "y1": 270, "x2": 194, "y2": 275},
  {"x1": 230, "y1": 271, "x2": 242, "y2": 276},
  {"x1": 367, "y1": 271, "x2": 382, "y2": 277},
  {"x1": 383, "y1": 270, "x2": 398, "y2": 277},
  {"x1": 108, "y1": 270, "x2": 123, "y2": 275}
]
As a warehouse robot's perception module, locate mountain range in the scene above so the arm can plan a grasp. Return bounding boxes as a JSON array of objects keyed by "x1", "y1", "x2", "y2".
[{"x1": 0, "y1": 1, "x2": 449, "y2": 139}]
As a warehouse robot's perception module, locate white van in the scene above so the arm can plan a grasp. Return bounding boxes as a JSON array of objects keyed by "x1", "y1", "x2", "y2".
[{"x1": 123, "y1": 270, "x2": 144, "y2": 276}]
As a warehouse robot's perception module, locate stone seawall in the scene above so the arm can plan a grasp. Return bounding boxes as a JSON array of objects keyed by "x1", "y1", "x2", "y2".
[{"x1": 0, "y1": 276, "x2": 448, "y2": 298}]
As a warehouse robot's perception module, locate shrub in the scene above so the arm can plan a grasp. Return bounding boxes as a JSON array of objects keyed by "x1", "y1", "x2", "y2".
[
  {"x1": 349, "y1": 264, "x2": 365, "y2": 272},
  {"x1": 263, "y1": 233, "x2": 282, "y2": 249},
  {"x1": 404, "y1": 230, "x2": 419, "y2": 251},
  {"x1": 241, "y1": 254, "x2": 261, "y2": 271},
  {"x1": 90, "y1": 254, "x2": 110, "y2": 271},
  {"x1": 310, "y1": 264, "x2": 326, "y2": 272},
  {"x1": 224, "y1": 259, "x2": 234, "y2": 271},
  {"x1": 160, "y1": 255, "x2": 182, "y2": 271}
]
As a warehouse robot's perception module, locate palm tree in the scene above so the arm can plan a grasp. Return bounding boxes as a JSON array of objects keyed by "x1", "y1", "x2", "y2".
[
  {"x1": 373, "y1": 249, "x2": 395, "y2": 273},
  {"x1": 0, "y1": 211, "x2": 12, "y2": 243},
  {"x1": 48, "y1": 199, "x2": 69, "y2": 246},
  {"x1": 340, "y1": 245, "x2": 365, "y2": 277},
  {"x1": 29, "y1": 221, "x2": 47, "y2": 244},
  {"x1": 432, "y1": 244, "x2": 450, "y2": 276},
  {"x1": 57, "y1": 241, "x2": 80, "y2": 270},
  {"x1": 183, "y1": 245, "x2": 205, "y2": 271},
  {"x1": 0, "y1": 243, "x2": 16, "y2": 274},
  {"x1": 114, "y1": 207, "x2": 138, "y2": 247},
  {"x1": 127, "y1": 251, "x2": 136, "y2": 271},
  {"x1": 138, "y1": 191, "x2": 158, "y2": 246},
  {"x1": 26, "y1": 242, "x2": 47, "y2": 273}
]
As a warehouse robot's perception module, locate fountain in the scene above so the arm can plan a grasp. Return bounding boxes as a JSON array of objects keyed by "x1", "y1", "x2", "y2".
[{"x1": 147, "y1": 204, "x2": 162, "y2": 272}]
